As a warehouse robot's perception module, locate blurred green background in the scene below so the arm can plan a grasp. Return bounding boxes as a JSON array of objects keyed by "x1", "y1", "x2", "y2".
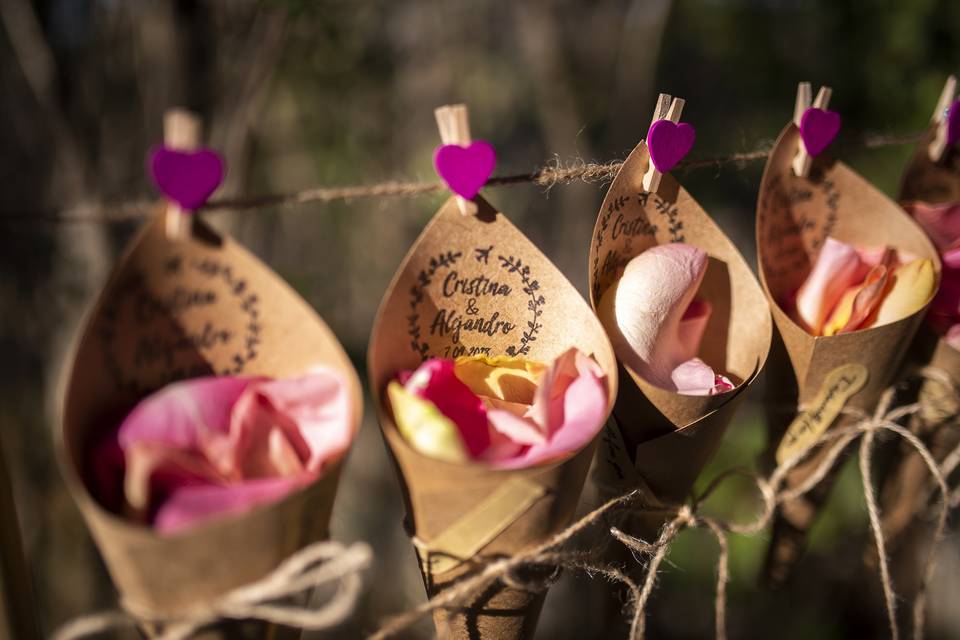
[{"x1": 1, "y1": 0, "x2": 958, "y2": 638}]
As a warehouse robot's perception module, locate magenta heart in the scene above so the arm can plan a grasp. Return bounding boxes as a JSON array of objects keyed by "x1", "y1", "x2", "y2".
[
  {"x1": 433, "y1": 141, "x2": 496, "y2": 200},
  {"x1": 947, "y1": 99, "x2": 960, "y2": 147},
  {"x1": 647, "y1": 120, "x2": 696, "y2": 173},
  {"x1": 149, "y1": 146, "x2": 226, "y2": 211},
  {"x1": 799, "y1": 107, "x2": 841, "y2": 157}
]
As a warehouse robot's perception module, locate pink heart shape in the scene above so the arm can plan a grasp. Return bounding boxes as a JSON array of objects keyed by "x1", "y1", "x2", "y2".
[
  {"x1": 149, "y1": 146, "x2": 226, "y2": 211},
  {"x1": 647, "y1": 120, "x2": 696, "y2": 173},
  {"x1": 799, "y1": 107, "x2": 841, "y2": 157},
  {"x1": 947, "y1": 99, "x2": 960, "y2": 147},
  {"x1": 433, "y1": 141, "x2": 496, "y2": 200}
]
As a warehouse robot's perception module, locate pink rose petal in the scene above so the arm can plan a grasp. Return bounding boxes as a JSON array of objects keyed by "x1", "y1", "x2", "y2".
[
  {"x1": 494, "y1": 349, "x2": 607, "y2": 469},
  {"x1": 598, "y1": 243, "x2": 708, "y2": 388},
  {"x1": 243, "y1": 368, "x2": 353, "y2": 473},
  {"x1": 108, "y1": 367, "x2": 352, "y2": 532},
  {"x1": 947, "y1": 324, "x2": 960, "y2": 351},
  {"x1": 905, "y1": 201, "x2": 960, "y2": 253},
  {"x1": 671, "y1": 358, "x2": 734, "y2": 396},
  {"x1": 154, "y1": 476, "x2": 309, "y2": 534},
  {"x1": 942, "y1": 246, "x2": 960, "y2": 269},
  {"x1": 678, "y1": 298, "x2": 712, "y2": 357},
  {"x1": 671, "y1": 358, "x2": 718, "y2": 395},
  {"x1": 123, "y1": 442, "x2": 222, "y2": 513},
  {"x1": 402, "y1": 359, "x2": 490, "y2": 457},
  {"x1": 118, "y1": 376, "x2": 256, "y2": 451},
  {"x1": 487, "y1": 409, "x2": 547, "y2": 446},
  {"x1": 598, "y1": 243, "x2": 734, "y2": 395}
]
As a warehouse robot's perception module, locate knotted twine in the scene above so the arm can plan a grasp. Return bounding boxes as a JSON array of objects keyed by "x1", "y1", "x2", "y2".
[
  {"x1": 9, "y1": 131, "x2": 924, "y2": 224},
  {"x1": 52, "y1": 540, "x2": 373, "y2": 640},
  {"x1": 370, "y1": 368, "x2": 956, "y2": 640}
]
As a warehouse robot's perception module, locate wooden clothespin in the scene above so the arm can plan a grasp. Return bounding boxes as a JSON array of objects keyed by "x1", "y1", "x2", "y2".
[
  {"x1": 434, "y1": 104, "x2": 479, "y2": 216},
  {"x1": 792, "y1": 82, "x2": 833, "y2": 178},
  {"x1": 642, "y1": 93, "x2": 685, "y2": 193},
  {"x1": 163, "y1": 108, "x2": 202, "y2": 240},
  {"x1": 928, "y1": 75, "x2": 957, "y2": 163}
]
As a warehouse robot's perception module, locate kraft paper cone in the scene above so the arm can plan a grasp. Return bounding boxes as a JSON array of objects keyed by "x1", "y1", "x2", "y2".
[
  {"x1": 59, "y1": 209, "x2": 362, "y2": 637},
  {"x1": 756, "y1": 122, "x2": 940, "y2": 584},
  {"x1": 587, "y1": 138, "x2": 772, "y2": 520},
  {"x1": 876, "y1": 124, "x2": 960, "y2": 548},
  {"x1": 368, "y1": 196, "x2": 617, "y2": 640}
]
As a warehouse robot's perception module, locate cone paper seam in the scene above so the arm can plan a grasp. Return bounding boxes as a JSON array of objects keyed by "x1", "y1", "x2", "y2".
[{"x1": 416, "y1": 477, "x2": 547, "y2": 576}]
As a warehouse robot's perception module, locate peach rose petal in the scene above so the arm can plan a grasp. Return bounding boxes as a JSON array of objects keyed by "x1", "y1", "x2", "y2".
[
  {"x1": 597, "y1": 243, "x2": 733, "y2": 395},
  {"x1": 795, "y1": 237, "x2": 868, "y2": 334},
  {"x1": 822, "y1": 263, "x2": 890, "y2": 336},
  {"x1": 597, "y1": 243, "x2": 708, "y2": 388}
]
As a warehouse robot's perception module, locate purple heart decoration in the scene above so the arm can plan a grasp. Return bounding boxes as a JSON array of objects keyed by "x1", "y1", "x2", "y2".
[
  {"x1": 149, "y1": 146, "x2": 226, "y2": 211},
  {"x1": 646, "y1": 120, "x2": 696, "y2": 173},
  {"x1": 799, "y1": 107, "x2": 841, "y2": 157},
  {"x1": 947, "y1": 99, "x2": 960, "y2": 147},
  {"x1": 433, "y1": 141, "x2": 496, "y2": 200}
]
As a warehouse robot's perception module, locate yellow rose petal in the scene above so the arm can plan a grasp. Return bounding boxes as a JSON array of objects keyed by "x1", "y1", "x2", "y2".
[
  {"x1": 454, "y1": 356, "x2": 546, "y2": 405},
  {"x1": 867, "y1": 259, "x2": 936, "y2": 328},
  {"x1": 387, "y1": 381, "x2": 468, "y2": 463}
]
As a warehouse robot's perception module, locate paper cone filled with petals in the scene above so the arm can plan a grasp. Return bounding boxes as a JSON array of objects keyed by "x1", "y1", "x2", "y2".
[
  {"x1": 369, "y1": 194, "x2": 617, "y2": 640},
  {"x1": 878, "y1": 78, "x2": 960, "y2": 550},
  {"x1": 60, "y1": 208, "x2": 363, "y2": 635},
  {"x1": 588, "y1": 98, "x2": 772, "y2": 523},
  {"x1": 755, "y1": 85, "x2": 940, "y2": 583}
]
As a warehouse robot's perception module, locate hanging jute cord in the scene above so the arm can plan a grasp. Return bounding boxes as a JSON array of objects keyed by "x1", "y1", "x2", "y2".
[
  {"x1": 52, "y1": 369, "x2": 957, "y2": 640},
  {"x1": 51, "y1": 540, "x2": 373, "y2": 640},
  {"x1": 5, "y1": 131, "x2": 923, "y2": 225},
  {"x1": 369, "y1": 368, "x2": 956, "y2": 640}
]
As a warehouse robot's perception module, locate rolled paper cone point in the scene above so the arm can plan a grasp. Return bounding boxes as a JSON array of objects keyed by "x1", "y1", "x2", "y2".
[
  {"x1": 377, "y1": 398, "x2": 596, "y2": 639},
  {"x1": 429, "y1": 584, "x2": 547, "y2": 639},
  {"x1": 369, "y1": 195, "x2": 617, "y2": 639},
  {"x1": 588, "y1": 139, "x2": 771, "y2": 505},
  {"x1": 756, "y1": 121, "x2": 940, "y2": 581},
  {"x1": 59, "y1": 209, "x2": 362, "y2": 620},
  {"x1": 377, "y1": 427, "x2": 596, "y2": 640}
]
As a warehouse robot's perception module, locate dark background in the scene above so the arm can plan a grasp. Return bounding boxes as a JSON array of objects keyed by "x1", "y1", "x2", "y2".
[{"x1": 1, "y1": 1, "x2": 958, "y2": 638}]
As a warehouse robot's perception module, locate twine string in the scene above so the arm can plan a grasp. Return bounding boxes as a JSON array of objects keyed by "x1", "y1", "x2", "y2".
[
  {"x1": 51, "y1": 540, "x2": 373, "y2": 640},
  {"x1": 370, "y1": 368, "x2": 958, "y2": 640},
  {"x1": 51, "y1": 368, "x2": 958, "y2": 640},
  {"x1": 2, "y1": 131, "x2": 924, "y2": 224}
]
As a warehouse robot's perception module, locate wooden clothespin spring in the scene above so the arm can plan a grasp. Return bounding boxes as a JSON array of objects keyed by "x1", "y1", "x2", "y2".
[
  {"x1": 928, "y1": 75, "x2": 957, "y2": 163},
  {"x1": 792, "y1": 82, "x2": 833, "y2": 179},
  {"x1": 163, "y1": 109, "x2": 202, "y2": 240},
  {"x1": 642, "y1": 93, "x2": 685, "y2": 193},
  {"x1": 434, "y1": 104, "x2": 479, "y2": 216}
]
